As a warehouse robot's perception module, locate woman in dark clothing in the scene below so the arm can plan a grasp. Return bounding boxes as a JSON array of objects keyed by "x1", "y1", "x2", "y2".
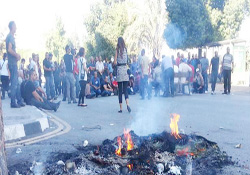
[
  {"x1": 77, "y1": 47, "x2": 88, "y2": 107},
  {"x1": 53, "y1": 61, "x2": 61, "y2": 96},
  {"x1": 114, "y1": 37, "x2": 131, "y2": 113}
]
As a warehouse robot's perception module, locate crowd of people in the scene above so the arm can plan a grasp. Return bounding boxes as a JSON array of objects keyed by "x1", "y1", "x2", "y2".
[{"x1": 0, "y1": 21, "x2": 234, "y2": 112}]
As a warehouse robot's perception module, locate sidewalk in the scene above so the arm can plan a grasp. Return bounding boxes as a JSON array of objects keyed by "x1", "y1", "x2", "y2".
[{"x1": 2, "y1": 98, "x2": 50, "y2": 141}]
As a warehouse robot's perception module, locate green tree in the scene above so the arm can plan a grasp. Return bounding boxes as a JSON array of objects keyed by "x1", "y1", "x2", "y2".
[
  {"x1": 85, "y1": 1, "x2": 128, "y2": 58},
  {"x1": 124, "y1": 0, "x2": 167, "y2": 58},
  {"x1": 165, "y1": 0, "x2": 214, "y2": 49},
  {"x1": 0, "y1": 31, "x2": 6, "y2": 58},
  {"x1": 46, "y1": 17, "x2": 67, "y2": 62}
]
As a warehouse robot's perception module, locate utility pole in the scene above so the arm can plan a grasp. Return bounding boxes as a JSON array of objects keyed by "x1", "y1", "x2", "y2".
[{"x1": 0, "y1": 98, "x2": 8, "y2": 175}]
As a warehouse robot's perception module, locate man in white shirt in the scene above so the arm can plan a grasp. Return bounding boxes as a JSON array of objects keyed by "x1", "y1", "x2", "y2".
[
  {"x1": 179, "y1": 58, "x2": 192, "y2": 94},
  {"x1": 0, "y1": 53, "x2": 10, "y2": 99},
  {"x1": 96, "y1": 56, "x2": 104, "y2": 78},
  {"x1": 162, "y1": 55, "x2": 174, "y2": 97}
]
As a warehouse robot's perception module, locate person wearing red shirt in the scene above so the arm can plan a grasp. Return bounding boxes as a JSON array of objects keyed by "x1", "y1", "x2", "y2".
[
  {"x1": 176, "y1": 52, "x2": 181, "y2": 67},
  {"x1": 73, "y1": 50, "x2": 80, "y2": 98}
]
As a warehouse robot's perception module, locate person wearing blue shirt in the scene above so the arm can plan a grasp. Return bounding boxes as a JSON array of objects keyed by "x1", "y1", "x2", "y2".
[{"x1": 90, "y1": 71, "x2": 101, "y2": 97}]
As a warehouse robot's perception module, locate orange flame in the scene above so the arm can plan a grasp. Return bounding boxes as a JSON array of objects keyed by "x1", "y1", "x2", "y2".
[
  {"x1": 170, "y1": 113, "x2": 181, "y2": 139},
  {"x1": 124, "y1": 129, "x2": 134, "y2": 151},
  {"x1": 115, "y1": 136, "x2": 122, "y2": 156},
  {"x1": 177, "y1": 147, "x2": 194, "y2": 156},
  {"x1": 127, "y1": 164, "x2": 133, "y2": 170}
]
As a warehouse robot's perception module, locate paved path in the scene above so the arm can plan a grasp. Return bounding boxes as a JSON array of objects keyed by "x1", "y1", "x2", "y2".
[{"x1": 6, "y1": 84, "x2": 250, "y2": 174}]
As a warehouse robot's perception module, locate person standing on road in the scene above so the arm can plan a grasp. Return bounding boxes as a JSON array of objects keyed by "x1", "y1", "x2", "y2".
[
  {"x1": 6, "y1": 21, "x2": 25, "y2": 108},
  {"x1": 162, "y1": 55, "x2": 174, "y2": 97},
  {"x1": 209, "y1": 51, "x2": 220, "y2": 95},
  {"x1": 77, "y1": 47, "x2": 88, "y2": 107},
  {"x1": 43, "y1": 52, "x2": 56, "y2": 100},
  {"x1": 114, "y1": 37, "x2": 131, "y2": 113},
  {"x1": 63, "y1": 45, "x2": 77, "y2": 104},
  {"x1": 200, "y1": 52, "x2": 209, "y2": 93},
  {"x1": 140, "y1": 49, "x2": 151, "y2": 100},
  {"x1": 222, "y1": 47, "x2": 234, "y2": 95},
  {"x1": 0, "y1": 53, "x2": 10, "y2": 100}
]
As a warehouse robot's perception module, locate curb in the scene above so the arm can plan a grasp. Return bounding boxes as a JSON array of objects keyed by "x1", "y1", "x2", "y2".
[{"x1": 4, "y1": 107, "x2": 49, "y2": 141}]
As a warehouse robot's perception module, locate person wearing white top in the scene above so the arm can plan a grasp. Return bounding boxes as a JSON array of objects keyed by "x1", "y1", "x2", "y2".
[
  {"x1": 0, "y1": 53, "x2": 10, "y2": 99},
  {"x1": 77, "y1": 47, "x2": 88, "y2": 107},
  {"x1": 96, "y1": 57, "x2": 104, "y2": 77}
]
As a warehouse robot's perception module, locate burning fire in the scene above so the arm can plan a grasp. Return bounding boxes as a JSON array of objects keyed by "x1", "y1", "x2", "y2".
[
  {"x1": 115, "y1": 129, "x2": 134, "y2": 156},
  {"x1": 115, "y1": 136, "x2": 122, "y2": 156},
  {"x1": 124, "y1": 129, "x2": 134, "y2": 151},
  {"x1": 127, "y1": 164, "x2": 133, "y2": 170},
  {"x1": 177, "y1": 147, "x2": 194, "y2": 156},
  {"x1": 170, "y1": 114, "x2": 181, "y2": 139}
]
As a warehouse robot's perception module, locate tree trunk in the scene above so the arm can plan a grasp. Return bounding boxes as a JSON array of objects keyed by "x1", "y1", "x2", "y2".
[{"x1": 0, "y1": 98, "x2": 8, "y2": 175}]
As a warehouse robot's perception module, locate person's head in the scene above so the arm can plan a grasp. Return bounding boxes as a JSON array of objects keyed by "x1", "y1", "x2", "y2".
[
  {"x1": 195, "y1": 54, "x2": 198, "y2": 59},
  {"x1": 95, "y1": 56, "x2": 99, "y2": 62},
  {"x1": 8, "y1": 21, "x2": 16, "y2": 34},
  {"x1": 94, "y1": 71, "x2": 98, "y2": 78},
  {"x1": 71, "y1": 48, "x2": 76, "y2": 56},
  {"x1": 21, "y1": 58, "x2": 25, "y2": 64},
  {"x1": 203, "y1": 52, "x2": 206, "y2": 58},
  {"x1": 192, "y1": 54, "x2": 194, "y2": 59},
  {"x1": 60, "y1": 59, "x2": 64, "y2": 65},
  {"x1": 133, "y1": 56, "x2": 136, "y2": 62},
  {"x1": 3, "y1": 53, "x2": 7, "y2": 60},
  {"x1": 98, "y1": 56, "x2": 102, "y2": 62},
  {"x1": 65, "y1": 45, "x2": 71, "y2": 54},
  {"x1": 45, "y1": 52, "x2": 49, "y2": 59},
  {"x1": 227, "y1": 47, "x2": 230, "y2": 54},
  {"x1": 180, "y1": 54, "x2": 184, "y2": 59},
  {"x1": 177, "y1": 52, "x2": 180, "y2": 58},
  {"x1": 215, "y1": 51, "x2": 218, "y2": 57},
  {"x1": 109, "y1": 72, "x2": 113, "y2": 78},
  {"x1": 54, "y1": 61, "x2": 58, "y2": 67},
  {"x1": 90, "y1": 56, "x2": 94, "y2": 62},
  {"x1": 188, "y1": 52, "x2": 191, "y2": 58},
  {"x1": 79, "y1": 47, "x2": 85, "y2": 57},
  {"x1": 104, "y1": 76, "x2": 108, "y2": 82},
  {"x1": 49, "y1": 53, "x2": 53, "y2": 60},
  {"x1": 117, "y1": 37, "x2": 126, "y2": 56},
  {"x1": 32, "y1": 53, "x2": 36, "y2": 60},
  {"x1": 29, "y1": 69, "x2": 37, "y2": 81},
  {"x1": 141, "y1": 49, "x2": 145, "y2": 56}
]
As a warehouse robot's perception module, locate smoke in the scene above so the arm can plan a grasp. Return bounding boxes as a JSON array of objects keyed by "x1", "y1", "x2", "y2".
[
  {"x1": 129, "y1": 99, "x2": 176, "y2": 136},
  {"x1": 163, "y1": 23, "x2": 187, "y2": 49}
]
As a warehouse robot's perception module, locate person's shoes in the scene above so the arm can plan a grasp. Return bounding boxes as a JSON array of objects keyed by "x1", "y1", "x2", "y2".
[
  {"x1": 211, "y1": 91, "x2": 214, "y2": 95},
  {"x1": 11, "y1": 103, "x2": 20, "y2": 108},
  {"x1": 18, "y1": 102, "x2": 26, "y2": 107},
  {"x1": 73, "y1": 100, "x2": 77, "y2": 104},
  {"x1": 140, "y1": 97, "x2": 145, "y2": 100},
  {"x1": 222, "y1": 92, "x2": 227, "y2": 95},
  {"x1": 227, "y1": 92, "x2": 230, "y2": 95},
  {"x1": 127, "y1": 106, "x2": 131, "y2": 113},
  {"x1": 62, "y1": 98, "x2": 66, "y2": 101},
  {"x1": 118, "y1": 110, "x2": 122, "y2": 113},
  {"x1": 205, "y1": 91, "x2": 208, "y2": 94},
  {"x1": 82, "y1": 104, "x2": 88, "y2": 107},
  {"x1": 171, "y1": 94, "x2": 174, "y2": 97},
  {"x1": 68, "y1": 101, "x2": 71, "y2": 104},
  {"x1": 54, "y1": 101, "x2": 61, "y2": 112},
  {"x1": 53, "y1": 96, "x2": 58, "y2": 100}
]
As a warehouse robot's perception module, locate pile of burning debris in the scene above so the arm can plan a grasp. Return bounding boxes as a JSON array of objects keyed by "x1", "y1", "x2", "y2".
[{"x1": 11, "y1": 114, "x2": 233, "y2": 175}]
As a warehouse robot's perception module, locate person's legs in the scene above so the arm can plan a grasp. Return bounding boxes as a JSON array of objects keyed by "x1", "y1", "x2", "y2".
[
  {"x1": 45, "y1": 76, "x2": 51, "y2": 99},
  {"x1": 169, "y1": 68, "x2": 175, "y2": 96},
  {"x1": 78, "y1": 80, "x2": 83, "y2": 104},
  {"x1": 223, "y1": 70, "x2": 228, "y2": 93},
  {"x1": 165, "y1": 69, "x2": 170, "y2": 96},
  {"x1": 50, "y1": 75, "x2": 56, "y2": 98},
  {"x1": 1, "y1": 76, "x2": 8, "y2": 99},
  {"x1": 9, "y1": 64, "x2": 18, "y2": 106},
  {"x1": 118, "y1": 82, "x2": 123, "y2": 111},
  {"x1": 101, "y1": 90, "x2": 108, "y2": 96},
  {"x1": 66, "y1": 73, "x2": 71, "y2": 102},
  {"x1": 30, "y1": 98, "x2": 55, "y2": 110},
  {"x1": 228, "y1": 70, "x2": 231, "y2": 93},
  {"x1": 75, "y1": 75, "x2": 80, "y2": 98}
]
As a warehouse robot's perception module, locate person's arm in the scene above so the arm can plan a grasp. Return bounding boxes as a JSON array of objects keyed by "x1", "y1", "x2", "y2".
[
  {"x1": 7, "y1": 42, "x2": 20, "y2": 60},
  {"x1": 141, "y1": 60, "x2": 144, "y2": 78},
  {"x1": 209, "y1": 59, "x2": 212, "y2": 75},
  {"x1": 37, "y1": 87, "x2": 46, "y2": 98},
  {"x1": 231, "y1": 55, "x2": 234, "y2": 73},
  {"x1": 114, "y1": 50, "x2": 118, "y2": 65},
  {"x1": 32, "y1": 90, "x2": 44, "y2": 102}
]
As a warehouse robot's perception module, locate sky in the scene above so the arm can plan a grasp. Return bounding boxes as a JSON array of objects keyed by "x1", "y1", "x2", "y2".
[
  {"x1": 0, "y1": 0, "x2": 100, "y2": 51},
  {"x1": 0, "y1": 0, "x2": 250, "y2": 53}
]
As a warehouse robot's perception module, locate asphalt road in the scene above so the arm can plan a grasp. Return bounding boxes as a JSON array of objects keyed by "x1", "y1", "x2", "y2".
[{"x1": 6, "y1": 85, "x2": 250, "y2": 174}]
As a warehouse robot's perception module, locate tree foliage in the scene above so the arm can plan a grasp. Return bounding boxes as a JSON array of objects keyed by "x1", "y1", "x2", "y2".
[
  {"x1": 0, "y1": 31, "x2": 6, "y2": 58},
  {"x1": 46, "y1": 17, "x2": 67, "y2": 62},
  {"x1": 165, "y1": 0, "x2": 250, "y2": 49},
  {"x1": 85, "y1": 0, "x2": 167, "y2": 58}
]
